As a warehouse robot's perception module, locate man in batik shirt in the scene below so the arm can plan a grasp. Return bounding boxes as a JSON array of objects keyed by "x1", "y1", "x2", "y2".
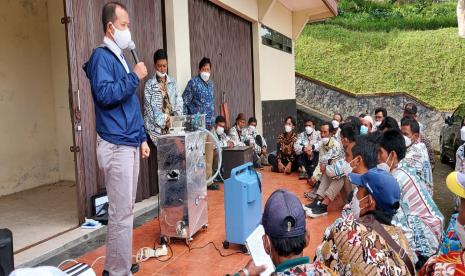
[
  {"x1": 378, "y1": 130, "x2": 443, "y2": 268},
  {"x1": 399, "y1": 117, "x2": 433, "y2": 196},
  {"x1": 316, "y1": 168, "x2": 416, "y2": 276}
]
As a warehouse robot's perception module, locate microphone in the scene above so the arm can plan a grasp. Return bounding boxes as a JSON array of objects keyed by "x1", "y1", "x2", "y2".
[{"x1": 128, "y1": 41, "x2": 140, "y2": 64}]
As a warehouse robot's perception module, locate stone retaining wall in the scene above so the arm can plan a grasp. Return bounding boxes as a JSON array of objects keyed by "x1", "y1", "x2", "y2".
[{"x1": 295, "y1": 73, "x2": 451, "y2": 150}]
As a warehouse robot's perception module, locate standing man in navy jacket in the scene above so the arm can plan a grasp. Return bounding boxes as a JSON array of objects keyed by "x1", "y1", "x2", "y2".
[{"x1": 83, "y1": 2, "x2": 150, "y2": 275}]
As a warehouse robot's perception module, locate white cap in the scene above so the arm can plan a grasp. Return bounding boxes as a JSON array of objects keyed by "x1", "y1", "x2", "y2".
[{"x1": 362, "y1": 115, "x2": 374, "y2": 127}]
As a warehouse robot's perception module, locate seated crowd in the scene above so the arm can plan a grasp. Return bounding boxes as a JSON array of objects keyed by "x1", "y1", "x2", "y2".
[{"x1": 228, "y1": 103, "x2": 465, "y2": 275}]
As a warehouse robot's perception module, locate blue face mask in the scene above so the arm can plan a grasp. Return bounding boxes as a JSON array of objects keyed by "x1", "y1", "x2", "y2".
[{"x1": 360, "y1": 125, "x2": 369, "y2": 135}]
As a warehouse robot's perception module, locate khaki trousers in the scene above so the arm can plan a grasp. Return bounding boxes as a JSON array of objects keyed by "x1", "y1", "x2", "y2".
[
  {"x1": 316, "y1": 174, "x2": 344, "y2": 202},
  {"x1": 97, "y1": 137, "x2": 139, "y2": 276}
]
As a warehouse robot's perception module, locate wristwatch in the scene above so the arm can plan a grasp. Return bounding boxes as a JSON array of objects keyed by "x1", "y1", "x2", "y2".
[{"x1": 240, "y1": 268, "x2": 250, "y2": 276}]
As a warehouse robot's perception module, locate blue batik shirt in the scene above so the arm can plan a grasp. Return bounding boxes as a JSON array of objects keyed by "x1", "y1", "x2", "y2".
[{"x1": 182, "y1": 75, "x2": 215, "y2": 128}]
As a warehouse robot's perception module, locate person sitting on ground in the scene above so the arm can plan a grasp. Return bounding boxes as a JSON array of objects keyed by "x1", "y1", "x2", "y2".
[
  {"x1": 332, "y1": 113, "x2": 343, "y2": 142},
  {"x1": 456, "y1": 118, "x2": 465, "y2": 173},
  {"x1": 208, "y1": 116, "x2": 234, "y2": 190},
  {"x1": 230, "y1": 189, "x2": 335, "y2": 276},
  {"x1": 242, "y1": 117, "x2": 269, "y2": 167},
  {"x1": 403, "y1": 103, "x2": 435, "y2": 169},
  {"x1": 378, "y1": 129, "x2": 444, "y2": 268},
  {"x1": 399, "y1": 117, "x2": 434, "y2": 196},
  {"x1": 403, "y1": 102, "x2": 424, "y2": 132},
  {"x1": 294, "y1": 119, "x2": 320, "y2": 180},
  {"x1": 339, "y1": 122, "x2": 361, "y2": 202},
  {"x1": 378, "y1": 116, "x2": 400, "y2": 132},
  {"x1": 419, "y1": 172, "x2": 465, "y2": 275},
  {"x1": 229, "y1": 113, "x2": 247, "y2": 147},
  {"x1": 315, "y1": 166, "x2": 416, "y2": 275},
  {"x1": 360, "y1": 115, "x2": 374, "y2": 134},
  {"x1": 438, "y1": 122, "x2": 465, "y2": 254},
  {"x1": 374, "y1": 107, "x2": 387, "y2": 130},
  {"x1": 305, "y1": 122, "x2": 345, "y2": 218},
  {"x1": 269, "y1": 117, "x2": 298, "y2": 174}
]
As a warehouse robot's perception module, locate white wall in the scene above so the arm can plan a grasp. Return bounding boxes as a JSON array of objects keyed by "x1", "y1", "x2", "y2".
[
  {"x1": 0, "y1": 0, "x2": 74, "y2": 196},
  {"x1": 256, "y1": 2, "x2": 296, "y2": 102}
]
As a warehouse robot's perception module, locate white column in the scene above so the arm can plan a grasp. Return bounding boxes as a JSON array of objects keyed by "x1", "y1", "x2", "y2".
[
  {"x1": 165, "y1": 0, "x2": 192, "y2": 91},
  {"x1": 252, "y1": 22, "x2": 264, "y2": 134}
]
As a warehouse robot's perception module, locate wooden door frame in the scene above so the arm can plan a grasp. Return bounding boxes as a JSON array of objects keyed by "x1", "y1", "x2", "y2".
[{"x1": 62, "y1": 0, "x2": 86, "y2": 224}]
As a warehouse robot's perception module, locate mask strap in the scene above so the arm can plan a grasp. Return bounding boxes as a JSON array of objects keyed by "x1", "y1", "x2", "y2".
[{"x1": 358, "y1": 195, "x2": 370, "y2": 210}]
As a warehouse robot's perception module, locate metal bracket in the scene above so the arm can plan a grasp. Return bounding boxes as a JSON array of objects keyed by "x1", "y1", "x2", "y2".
[
  {"x1": 61, "y1": 16, "x2": 71, "y2": 24},
  {"x1": 70, "y1": 146, "x2": 80, "y2": 153}
]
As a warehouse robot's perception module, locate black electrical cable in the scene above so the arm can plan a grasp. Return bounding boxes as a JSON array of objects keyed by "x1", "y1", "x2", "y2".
[{"x1": 188, "y1": 241, "x2": 248, "y2": 258}]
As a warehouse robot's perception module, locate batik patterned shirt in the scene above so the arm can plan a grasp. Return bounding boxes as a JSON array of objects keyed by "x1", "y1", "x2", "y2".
[
  {"x1": 398, "y1": 141, "x2": 433, "y2": 196},
  {"x1": 210, "y1": 127, "x2": 232, "y2": 149},
  {"x1": 439, "y1": 213, "x2": 462, "y2": 254},
  {"x1": 228, "y1": 125, "x2": 246, "y2": 147},
  {"x1": 241, "y1": 126, "x2": 267, "y2": 154},
  {"x1": 316, "y1": 214, "x2": 415, "y2": 276},
  {"x1": 182, "y1": 75, "x2": 215, "y2": 128},
  {"x1": 312, "y1": 137, "x2": 344, "y2": 181},
  {"x1": 273, "y1": 257, "x2": 336, "y2": 276},
  {"x1": 391, "y1": 168, "x2": 444, "y2": 258},
  {"x1": 276, "y1": 132, "x2": 298, "y2": 163},
  {"x1": 456, "y1": 144, "x2": 465, "y2": 173},
  {"x1": 294, "y1": 130, "x2": 321, "y2": 156},
  {"x1": 419, "y1": 250, "x2": 465, "y2": 275},
  {"x1": 420, "y1": 133, "x2": 435, "y2": 169},
  {"x1": 144, "y1": 74, "x2": 183, "y2": 144}
]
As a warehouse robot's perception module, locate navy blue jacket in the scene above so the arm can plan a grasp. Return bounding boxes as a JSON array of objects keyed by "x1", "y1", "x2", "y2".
[{"x1": 83, "y1": 47, "x2": 146, "y2": 147}]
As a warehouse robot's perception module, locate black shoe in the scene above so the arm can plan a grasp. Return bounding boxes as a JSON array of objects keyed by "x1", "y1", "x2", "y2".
[
  {"x1": 308, "y1": 204, "x2": 328, "y2": 218},
  {"x1": 102, "y1": 264, "x2": 139, "y2": 276},
  {"x1": 304, "y1": 199, "x2": 320, "y2": 210},
  {"x1": 207, "y1": 183, "x2": 220, "y2": 190},
  {"x1": 299, "y1": 172, "x2": 308, "y2": 180}
]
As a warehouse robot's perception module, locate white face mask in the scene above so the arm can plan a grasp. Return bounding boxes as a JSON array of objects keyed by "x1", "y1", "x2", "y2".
[
  {"x1": 461, "y1": 126, "x2": 465, "y2": 141},
  {"x1": 156, "y1": 71, "x2": 166, "y2": 78},
  {"x1": 375, "y1": 121, "x2": 382, "y2": 127},
  {"x1": 216, "y1": 126, "x2": 224, "y2": 136},
  {"x1": 404, "y1": 135, "x2": 412, "y2": 148},
  {"x1": 200, "y1": 72, "x2": 210, "y2": 82},
  {"x1": 456, "y1": 220, "x2": 465, "y2": 248},
  {"x1": 111, "y1": 24, "x2": 132, "y2": 50},
  {"x1": 285, "y1": 125, "x2": 293, "y2": 133},
  {"x1": 377, "y1": 152, "x2": 393, "y2": 172},
  {"x1": 351, "y1": 193, "x2": 369, "y2": 219},
  {"x1": 340, "y1": 157, "x2": 358, "y2": 177},
  {"x1": 249, "y1": 125, "x2": 256, "y2": 132},
  {"x1": 305, "y1": 126, "x2": 314, "y2": 135},
  {"x1": 332, "y1": 120, "x2": 340, "y2": 129},
  {"x1": 321, "y1": 137, "x2": 330, "y2": 145}
]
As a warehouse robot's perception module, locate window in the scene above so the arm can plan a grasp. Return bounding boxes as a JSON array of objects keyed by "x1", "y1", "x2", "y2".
[{"x1": 261, "y1": 25, "x2": 292, "y2": 54}]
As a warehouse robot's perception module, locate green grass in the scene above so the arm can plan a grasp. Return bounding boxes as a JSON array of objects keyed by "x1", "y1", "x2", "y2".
[
  {"x1": 332, "y1": 0, "x2": 458, "y2": 32},
  {"x1": 295, "y1": 24, "x2": 465, "y2": 110}
]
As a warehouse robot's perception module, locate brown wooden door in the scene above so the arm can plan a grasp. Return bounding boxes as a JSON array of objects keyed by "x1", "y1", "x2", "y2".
[
  {"x1": 63, "y1": 0, "x2": 165, "y2": 223},
  {"x1": 188, "y1": 0, "x2": 254, "y2": 123}
]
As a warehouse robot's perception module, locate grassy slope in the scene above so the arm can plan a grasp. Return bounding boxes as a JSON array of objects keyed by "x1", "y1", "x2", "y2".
[{"x1": 295, "y1": 24, "x2": 465, "y2": 110}]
